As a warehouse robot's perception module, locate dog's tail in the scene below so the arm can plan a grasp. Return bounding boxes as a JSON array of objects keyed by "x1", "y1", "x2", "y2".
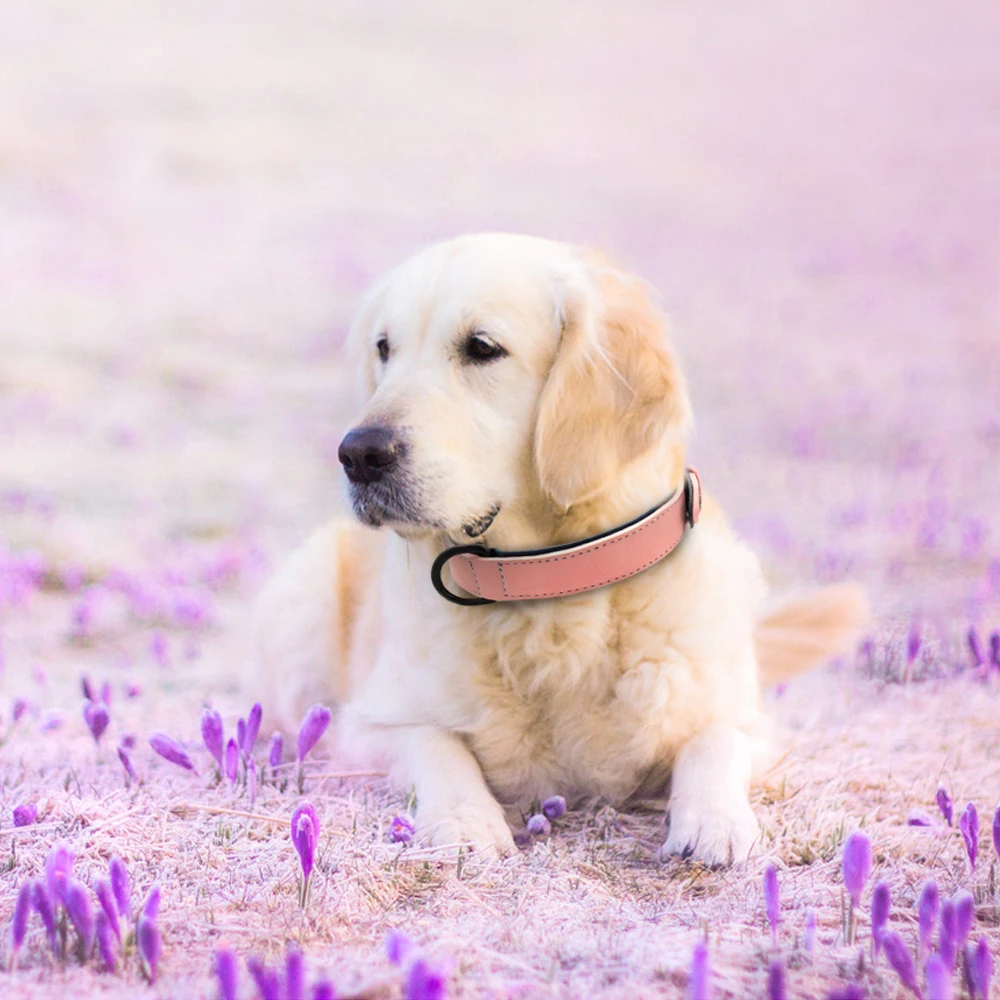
[{"x1": 755, "y1": 584, "x2": 870, "y2": 686}]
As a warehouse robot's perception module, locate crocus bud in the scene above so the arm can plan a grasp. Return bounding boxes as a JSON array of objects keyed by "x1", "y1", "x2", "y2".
[
  {"x1": 925, "y1": 955, "x2": 952, "y2": 1000},
  {"x1": 974, "y1": 935, "x2": 992, "y2": 1000},
  {"x1": 10, "y1": 882, "x2": 31, "y2": 958},
  {"x1": 959, "y1": 803, "x2": 979, "y2": 870},
  {"x1": 84, "y1": 702, "x2": 110, "y2": 744},
  {"x1": 245, "y1": 703, "x2": 262, "y2": 755},
  {"x1": 201, "y1": 709, "x2": 224, "y2": 769},
  {"x1": 527, "y1": 814, "x2": 551, "y2": 837},
  {"x1": 297, "y1": 704, "x2": 332, "y2": 762},
  {"x1": 94, "y1": 879, "x2": 121, "y2": 943},
  {"x1": 937, "y1": 786, "x2": 954, "y2": 826},
  {"x1": 225, "y1": 738, "x2": 239, "y2": 783},
  {"x1": 32, "y1": 880, "x2": 57, "y2": 952},
  {"x1": 137, "y1": 915, "x2": 161, "y2": 982},
  {"x1": 881, "y1": 932, "x2": 919, "y2": 997},
  {"x1": 918, "y1": 881, "x2": 939, "y2": 958},
  {"x1": 214, "y1": 948, "x2": 238, "y2": 1000},
  {"x1": 118, "y1": 746, "x2": 136, "y2": 782},
  {"x1": 312, "y1": 982, "x2": 335, "y2": 1000},
  {"x1": 906, "y1": 622, "x2": 921, "y2": 664},
  {"x1": 13, "y1": 803, "x2": 37, "y2": 827},
  {"x1": 968, "y1": 627, "x2": 985, "y2": 667},
  {"x1": 291, "y1": 802, "x2": 319, "y2": 886},
  {"x1": 65, "y1": 880, "x2": 94, "y2": 953},
  {"x1": 236, "y1": 718, "x2": 247, "y2": 755},
  {"x1": 286, "y1": 949, "x2": 305, "y2": 1000},
  {"x1": 954, "y1": 891, "x2": 975, "y2": 950},
  {"x1": 81, "y1": 675, "x2": 95, "y2": 701},
  {"x1": 766, "y1": 960, "x2": 785, "y2": 1000},
  {"x1": 268, "y1": 732, "x2": 284, "y2": 768},
  {"x1": 406, "y1": 958, "x2": 446, "y2": 1000},
  {"x1": 940, "y1": 900, "x2": 958, "y2": 970},
  {"x1": 46, "y1": 842, "x2": 75, "y2": 905},
  {"x1": 841, "y1": 832, "x2": 872, "y2": 905},
  {"x1": 109, "y1": 857, "x2": 130, "y2": 919},
  {"x1": 143, "y1": 885, "x2": 161, "y2": 920},
  {"x1": 148, "y1": 732, "x2": 197, "y2": 772},
  {"x1": 390, "y1": 815, "x2": 415, "y2": 844},
  {"x1": 542, "y1": 796, "x2": 566, "y2": 820},
  {"x1": 763, "y1": 864, "x2": 780, "y2": 943},
  {"x1": 248, "y1": 957, "x2": 282, "y2": 999},
  {"x1": 689, "y1": 941, "x2": 710, "y2": 1000},
  {"x1": 870, "y1": 882, "x2": 890, "y2": 958},
  {"x1": 386, "y1": 929, "x2": 414, "y2": 966},
  {"x1": 96, "y1": 910, "x2": 117, "y2": 971}
]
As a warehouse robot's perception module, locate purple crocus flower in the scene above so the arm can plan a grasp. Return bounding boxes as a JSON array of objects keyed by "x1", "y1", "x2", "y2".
[
  {"x1": 990, "y1": 631, "x2": 1000, "y2": 670},
  {"x1": 763, "y1": 864, "x2": 780, "y2": 943},
  {"x1": 390, "y1": 815, "x2": 415, "y2": 844},
  {"x1": 906, "y1": 621, "x2": 921, "y2": 664},
  {"x1": 225, "y1": 738, "x2": 239, "y2": 783},
  {"x1": 766, "y1": 960, "x2": 785, "y2": 1000},
  {"x1": 149, "y1": 732, "x2": 197, "y2": 772},
  {"x1": 405, "y1": 958, "x2": 446, "y2": 1000},
  {"x1": 215, "y1": 948, "x2": 239, "y2": 1000},
  {"x1": 248, "y1": 957, "x2": 283, "y2": 999},
  {"x1": 236, "y1": 718, "x2": 247, "y2": 755},
  {"x1": 842, "y1": 831, "x2": 872, "y2": 905},
  {"x1": 286, "y1": 949, "x2": 305, "y2": 1000},
  {"x1": 690, "y1": 940, "x2": 710, "y2": 1000},
  {"x1": 291, "y1": 802, "x2": 319, "y2": 890},
  {"x1": 940, "y1": 900, "x2": 958, "y2": 970},
  {"x1": 387, "y1": 930, "x2": 415, "y2": 966},
  {"x1": 65, "y1": 880, "x2": 94, "y2": 952},
  {"x1": 881, "y1": 932, "x2": 919, "y2": 997},
  {"x1": 937, "y1": 786, "x2": 954, "y2": 826},
  {"x1": 297, "y1": 704, "x2": 332, "y2": 762},
  {"x1": 803, "y1": 908, "x2": 816, "y2": 953},
  {"x1": 81, "y1": 674, "x2": 96, "y2": 701},
  {"x1": 527, "y1": 814, "x2": 551, "y2": 837},
  {"x1": 109, "y1": 857, "x2": 130, "y2": 919},
  {"x1": 245, "y1": 702, "x2": 262, "y2": 755},
  {"x1": 13, "y1": 803, "x2": 37, "y2": 827},
  {"x1": 96, "y1": 910, "x2": 117, "y2": 971},
  {"x1": 870, "y1": 881, "x2": 890, "y2": 959},
  {"x1": 120, "y1": 733, "x2": 136, "y2": 748},
  {"x1": 32, "y1": 880, "x2": 57, "y2": 952},
  {"x1": 268, "y1": 732, "x2": 284, "y2": 768},
  {"x1": 12, "y1": 697, "x2": 28, "y2": 723},
  {"x1": 201, "y1": 709, "x2": 224, "y2": 769},
  {"x1": 974, "y1": 935, "x2": 992, "y2": 1000},
  {"x1": 94, "y1": 879, "x2": 121, "y2": 942},
  {"x1": 542, "y1": 795, "x2": 566, "y2": 820},
  {"x1": 959, "y1": 803, "x2": 979, "y2": 870},
  {"x1": 143, "y1": 885, "x2": 161, "y2": 920},
  {"x1": 918, "y1": 881, "x2": 939, "y2": 959},
  {"x1": 954, "y1": 891, "x2": 974, "y2": 950},
  {"x1": 312, "y1": 982, "x2": 336, "y2": 1000},
  {"x1": 100, "y1": 681, "x2": 113, "y2": 706},
  {"x1": 46, "y1": 842, "x2": 75, "y2": 904},
  {"x1": 137, "y1": 915, "x2": 161, "y2": 982},
  {"x1": 925, "y1": 955, "x2": 953, "y2": 1000},
  {"x1": 10, "y1": 881, "x2": 31, "y2": 959},
  {"x1": 968, "y1": 627, "x2": 985, "y2": 667},
  {"x1": 118, "y1": 746, "x2": 136, "y2": 782},
  {"x1": 907, "y1": 810, "x2": 936, "y2": 827},
  {"x1": 84, "y1": 701, "x2": 110, "y2": 744}
]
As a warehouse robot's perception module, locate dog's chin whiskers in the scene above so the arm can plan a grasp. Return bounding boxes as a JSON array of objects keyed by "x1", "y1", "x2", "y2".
[{"x1": 463, "y1": 503, "x2": 501, "y2": 539}]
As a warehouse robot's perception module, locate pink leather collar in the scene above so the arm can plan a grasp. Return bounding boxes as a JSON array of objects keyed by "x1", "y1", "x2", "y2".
[{"x1": 431, "y1": 468, "x2": 702, "y2": 605}]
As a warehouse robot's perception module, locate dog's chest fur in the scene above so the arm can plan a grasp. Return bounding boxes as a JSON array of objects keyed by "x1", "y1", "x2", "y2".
[{"x1": 460, "y1": 570, "x2": 711, "y2": 806}]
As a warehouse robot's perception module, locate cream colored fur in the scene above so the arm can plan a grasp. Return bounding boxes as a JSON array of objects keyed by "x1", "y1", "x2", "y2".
[{"x1": 252, "y1": 234, "x2": 867, "y2": 866}]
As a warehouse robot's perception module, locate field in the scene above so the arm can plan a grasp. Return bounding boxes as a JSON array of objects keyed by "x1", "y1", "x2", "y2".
[{"x1": 1, "y1": 1, "x2": 999, "y2": 997}]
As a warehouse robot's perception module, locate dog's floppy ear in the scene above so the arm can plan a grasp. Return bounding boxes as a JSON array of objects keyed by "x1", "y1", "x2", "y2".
[{"x1": 534, "y1": 254, "x2": 692, "y2": 508}]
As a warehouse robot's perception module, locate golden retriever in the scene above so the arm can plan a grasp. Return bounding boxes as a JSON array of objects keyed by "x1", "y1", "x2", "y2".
[{"x1": 253, "y1": 233, "x2": 866, "y2": 865}]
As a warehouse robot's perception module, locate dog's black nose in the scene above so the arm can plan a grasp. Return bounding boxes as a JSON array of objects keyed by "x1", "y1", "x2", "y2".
[{"x1": 337, "y1": 426, "x2": 400, "y2": 484}]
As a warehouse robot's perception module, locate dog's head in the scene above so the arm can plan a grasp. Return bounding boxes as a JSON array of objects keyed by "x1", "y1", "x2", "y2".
[{"x1": 339, "y1": 234, "x2": 692, "y2": 546}]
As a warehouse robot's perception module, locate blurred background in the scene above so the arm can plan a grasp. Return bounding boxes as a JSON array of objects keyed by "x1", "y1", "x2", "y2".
[{"x1": 2, "y1": 0, "x2": 999, "y2": 637}]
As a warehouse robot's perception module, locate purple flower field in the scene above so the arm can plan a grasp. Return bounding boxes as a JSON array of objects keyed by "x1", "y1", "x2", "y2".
[{"x1": 1, "y1": 1, "x2": 999, "y2": 996}]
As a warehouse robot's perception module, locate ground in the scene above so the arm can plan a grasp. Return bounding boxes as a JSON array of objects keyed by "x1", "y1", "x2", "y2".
[{"x1": 1, "y1": 1, "x2": 999, "y2": 997}]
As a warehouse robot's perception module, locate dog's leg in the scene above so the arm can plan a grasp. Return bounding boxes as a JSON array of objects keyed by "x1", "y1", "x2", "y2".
[
  {"x1": 395, "y1": 725, "x2": 515, "y2": 857},
  {"x1": 660, "y1": 724, "x2": 760, "y2": 866}
]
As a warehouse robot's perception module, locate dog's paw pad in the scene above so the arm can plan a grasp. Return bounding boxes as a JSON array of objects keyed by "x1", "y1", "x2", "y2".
[{"x1": 660, "y1": 797, "x2": 760, "y2": 867}]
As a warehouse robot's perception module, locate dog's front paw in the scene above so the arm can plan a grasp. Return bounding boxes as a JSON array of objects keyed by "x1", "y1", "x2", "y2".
[
  {"x1": 419, "y1": 801, "x2": 516, "y2": 858},
  {"x1": 660, "y1": 794, "x2": 760, "y2": 867}
]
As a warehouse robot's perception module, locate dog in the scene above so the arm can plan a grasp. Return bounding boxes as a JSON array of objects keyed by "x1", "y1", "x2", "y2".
[{"x1": 253, "y1": 233, "x2": 866, "y2": 865}]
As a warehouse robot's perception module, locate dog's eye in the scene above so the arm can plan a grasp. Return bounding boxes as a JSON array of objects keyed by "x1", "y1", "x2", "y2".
[
  {"x1": 462, "y1": 332, "x2": 507, "y2": 364},
  {"x1": 375, "y1": 334, "x2": 390, "y2": 364}
]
